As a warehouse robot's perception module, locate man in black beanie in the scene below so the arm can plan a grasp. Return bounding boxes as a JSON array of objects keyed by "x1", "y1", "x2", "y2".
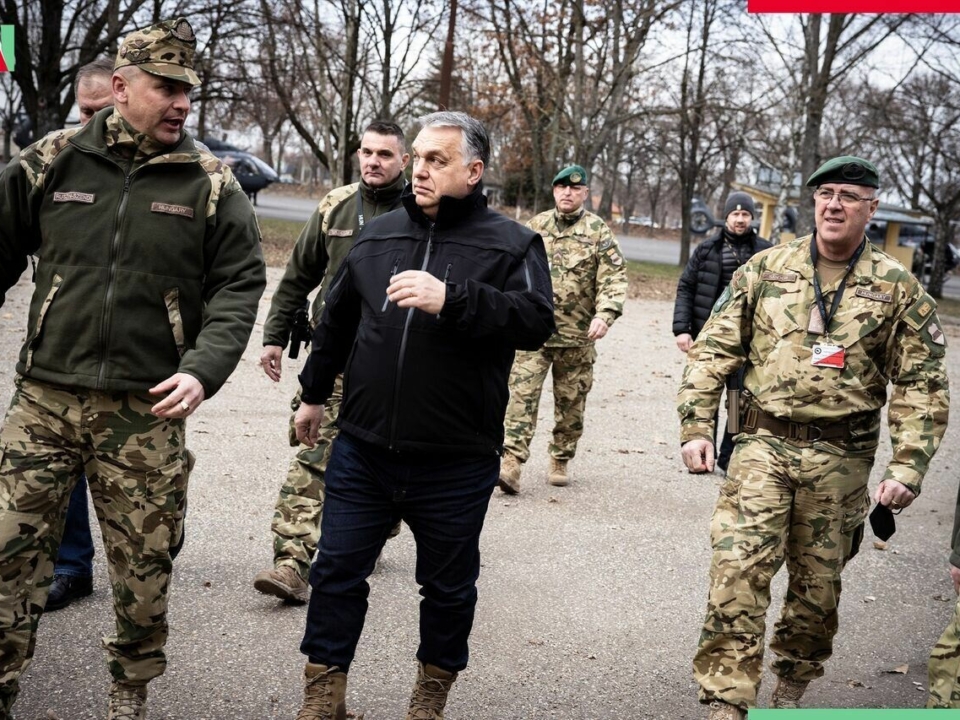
[{"x1": 672, "y1": 191, "x2": 771, "y2": 471}]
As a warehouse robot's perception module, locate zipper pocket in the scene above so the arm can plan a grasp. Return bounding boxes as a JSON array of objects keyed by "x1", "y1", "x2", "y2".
[{"x1": 381, "y1": 258, "x2": 401, "y2": 312}]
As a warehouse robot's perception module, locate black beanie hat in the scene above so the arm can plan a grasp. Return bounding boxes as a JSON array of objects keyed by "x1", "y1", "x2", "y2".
[{"x1": 723, "y1": 191, "x2": 756, "y2": 219}]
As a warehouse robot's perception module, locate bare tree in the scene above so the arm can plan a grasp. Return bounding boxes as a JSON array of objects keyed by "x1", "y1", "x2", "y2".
[
  {"x1": 751, "y1": 13, "x2": 911, "y2": 236},
  {"x1": 868, "y1": 74, "x2": 960, "y2": 298},
  {"x1": 0, "y1": 0, "x2": 149, "y2": 138}
]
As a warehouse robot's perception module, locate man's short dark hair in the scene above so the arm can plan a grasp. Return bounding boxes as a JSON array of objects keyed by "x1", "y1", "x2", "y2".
[
  {"x1": 74, "y1": 56, "x2": 114, "y2": 96},
  {"x1": 363, "y1": 120, "x2": 406, "y2": 153},
  {"x1": 417, "y1": 111, "x2": 490, "y2": 167}
]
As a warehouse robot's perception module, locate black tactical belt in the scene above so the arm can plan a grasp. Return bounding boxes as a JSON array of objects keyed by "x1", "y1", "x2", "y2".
[{"x1": 740, "y1": 405, "x2": 850, "y2": 444}]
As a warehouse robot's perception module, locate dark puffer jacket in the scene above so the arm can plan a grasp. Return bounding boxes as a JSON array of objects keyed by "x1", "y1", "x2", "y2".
[{"x1": 672, "y1": 229, "x2": 771, "y2": 339}]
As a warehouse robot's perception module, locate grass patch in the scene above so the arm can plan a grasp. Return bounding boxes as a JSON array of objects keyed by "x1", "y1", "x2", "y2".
[
  {"x1": 627, "y1": 260, "x2": 680, "y2": 301},
  {"x1": 257, "y1": 221, "x2": 684, "y2": 303},
  {"x1": 259, "y1": 217, "x2": 303, "y2": 267}
]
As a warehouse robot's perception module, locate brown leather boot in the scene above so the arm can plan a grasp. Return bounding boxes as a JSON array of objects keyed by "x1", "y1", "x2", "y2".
[
  {"x1": 707, "y1": 700, "x2": 746, "y2": 720},
  {"x1": 296, "y1": 663, "x2": 347, "y2": 720},
  {"x1": 771, "y1": 676, "x2": 809, "y2": 709},
  {"x1": 498, "y1": 453, "x2": 522, "y2": 494},
  {"x1": 406, "y1": 662, "x2": 458, "y2": 719},
  {"x1": 253, "y1": 564, "x2": 310, "y2": 604},
  {"x1": 107, "y1": 682, "x2": 147, "y2": 720},
  {"x1": 548, "y1": 457, "x2": 568, "y2": 486}
]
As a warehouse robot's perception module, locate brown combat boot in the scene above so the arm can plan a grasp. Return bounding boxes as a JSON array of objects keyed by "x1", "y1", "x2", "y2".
[
  {"x1": 253, "y1": 564, "x2": 309, "y2": 604},
  {"x1": 548, "y1": 457, "x2": 568, "y2": 486},
  {"x1": 498, "y1": 453, "x2": 522, "y2": 494},
  {"x1": 296, "y1": 663, "x2": 347, "y2": 720},
  {"x1": 707, "y1": 700, "x2": 746, "y2": 720},
  {"x1": 107, "y1": 681, "x2": 147, "y2": 720},
  {"x1": 771, "y1": 676, "x2": 809, "y2": 709},
  {"x1": 406, "y1": 662, "x2": 458, "y2": 719}
]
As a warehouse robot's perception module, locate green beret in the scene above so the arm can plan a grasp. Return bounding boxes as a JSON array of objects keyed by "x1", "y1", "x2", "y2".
[
  {"x1": 553, "y1": 164, "x2": 588, "y2": 186},
  {"x1": 805, "y1": 155, "x2": 879, "y2": 188},
  {"x1": 115, "y1": 18, "x2": 200, "y2": 87}
]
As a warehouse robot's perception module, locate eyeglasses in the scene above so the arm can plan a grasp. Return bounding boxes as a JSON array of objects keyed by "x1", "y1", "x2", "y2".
[{"x1": 813, "y1": 188, "x2": 876, "y2": 207}]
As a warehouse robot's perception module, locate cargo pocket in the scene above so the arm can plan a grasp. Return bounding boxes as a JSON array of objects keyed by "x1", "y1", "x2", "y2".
[
  {"x1": 840, "y1": 495, "x2": 870, "y2": 567},
  {"x1": 163, "y1": 288, "x2": 186, "y2": 357},
  {"x1": 25, "y1": 274, "x2": 63, "y2": 371},
  {"x1": 141, "y1": 454, "x2": 187, "y2": 558}
]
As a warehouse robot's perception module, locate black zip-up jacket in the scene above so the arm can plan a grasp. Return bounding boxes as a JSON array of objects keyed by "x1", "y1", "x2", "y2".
[
  {"x1": 672, "y1": 229, "x2": 771, "y2": 339},
  {"x1": 299, "y1": 185, "x2": 555, "y2": 455}
]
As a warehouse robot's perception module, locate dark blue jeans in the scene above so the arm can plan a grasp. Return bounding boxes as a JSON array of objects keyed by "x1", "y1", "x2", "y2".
[
  {"x1": 54, "y1": 475, "x2": 94, "y2": 578},
  {"x1": 301, "y1": 433, "x2": 499, "y2": 674}
]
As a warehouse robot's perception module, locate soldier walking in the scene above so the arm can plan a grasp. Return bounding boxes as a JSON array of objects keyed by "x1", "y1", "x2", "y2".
[
  {"x1": 253, "y1": 121, "x2": 409, "y2": 604},
  {"x1": 678, "y1": 156, "x2": 949, "y2": 719},
  {"x1": 498, "y1": 164, "x2": 627, "y2": 493},
  {"x1": 0, "y1": 18, "x2": 265, "y2": 718}
]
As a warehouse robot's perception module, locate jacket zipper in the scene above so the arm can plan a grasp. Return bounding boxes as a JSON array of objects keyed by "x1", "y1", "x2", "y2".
[
  {"x1": 389, "y1": 226, "x2": 433, "y2": 448},
  {"x1": 97, "y1": 169, "x2": 133, "y2": 388}
]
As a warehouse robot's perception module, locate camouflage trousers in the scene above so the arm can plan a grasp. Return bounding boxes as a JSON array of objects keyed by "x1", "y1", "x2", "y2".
[
  {"x1": 694, "y1": 434, "x2": 872, "y2": 709},
  {"x1": 0, "y1": 377, "x2": 189, "y2": 709},
  {"x1": 927, "y1": 594, "x2": 960, "y2": 707},
  {"x1": 502, "y1": 344, "x2": 597, "y2": 463},
  {"x1": 272, "y1": 377, "x2": 342, "y2": 579}
]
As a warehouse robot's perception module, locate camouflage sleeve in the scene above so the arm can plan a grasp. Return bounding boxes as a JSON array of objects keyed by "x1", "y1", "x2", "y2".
[
  {"x1": 677, "y1": 266, "x2": 753, "y2": 444},
  {"x1": 262, "y1": 207, "x2": 328, "y2": 347},
  {"x1": 594, "y1": 224, "x2": 627, "y2": 326},
  {"x1": 883, "y1": 290, "x2": 950, "y2": 495}
]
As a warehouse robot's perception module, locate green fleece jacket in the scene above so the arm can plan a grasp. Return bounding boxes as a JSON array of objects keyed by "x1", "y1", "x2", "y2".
[
  {"x1": 262, "y1": 171, "x2": 406, "y2": 347},
  {"x1": 0, "y1": 107, "x2": 266, "y2": 397}
]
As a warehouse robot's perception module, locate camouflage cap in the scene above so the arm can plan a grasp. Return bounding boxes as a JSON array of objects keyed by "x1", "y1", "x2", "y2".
[
  {"x1": 806, "y1": 155, "x2": 879, "y2": 188},
  {"x1": 553, "y1": 164, "x2": 589, "y2": 187},
  {"x1": 115, "y1": 18, "x2": 200, "y2": 87}
]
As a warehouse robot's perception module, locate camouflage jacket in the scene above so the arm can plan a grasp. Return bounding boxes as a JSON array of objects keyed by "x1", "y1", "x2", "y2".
[
  {"x1": 678, "y1": 235, "x2": 949, "y2": 494},
  {"x1": 527, "y1": 207, "x2": 627, "y2": 347},
  {"x1": 262, "y1": 172, "x2": 406, "y2": 347},
  {"x1": 0, "y1": 107, "x2": 266, "y2": 397}
]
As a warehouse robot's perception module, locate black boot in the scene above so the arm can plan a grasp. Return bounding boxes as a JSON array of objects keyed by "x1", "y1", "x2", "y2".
[{"x1": 46, "y1": 574, "x2": 93, "y2": 611}]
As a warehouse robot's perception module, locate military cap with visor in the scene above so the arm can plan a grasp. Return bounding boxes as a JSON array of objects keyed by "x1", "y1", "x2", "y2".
[
  {"x1": 806, "y1": 155, "x2": 879, "y2": 189},
  {"x1": 553, "y1": 164, "x2": 589, "y2": 187},
  {"x1": 115, "y1": 17, "x2": 201, "y2": 87}
]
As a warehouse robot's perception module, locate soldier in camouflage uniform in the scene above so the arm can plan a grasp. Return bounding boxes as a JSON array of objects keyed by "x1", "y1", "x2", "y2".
[
  {"x1": 253, "y1": 122, "x2": 409, "y2": 604},
  {"x1": 927, "y1": 485, "x2": 960, "y2": 707},
  {"x1": 678, "y1": 156, "x2": 949, "y2": 720},
  {"x1": 499, "y1": 164, "x2": 627, "y2": 493},
  {"x1": 0, "y1": 18, "x2": 265, "y2": 719}
]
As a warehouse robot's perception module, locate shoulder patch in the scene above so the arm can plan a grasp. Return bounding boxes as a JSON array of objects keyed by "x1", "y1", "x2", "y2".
[
  {"x1": 903, "y1": 292, "x2": 937, "y2": 332},
  {"x1": 760, "y1": 271, "x2": 798, "y2": 283}
]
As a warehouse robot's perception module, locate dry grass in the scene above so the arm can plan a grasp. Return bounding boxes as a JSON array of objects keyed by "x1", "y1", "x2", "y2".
[{"x1": 257, "y1": 218, "x2": 960, "y2": 320}]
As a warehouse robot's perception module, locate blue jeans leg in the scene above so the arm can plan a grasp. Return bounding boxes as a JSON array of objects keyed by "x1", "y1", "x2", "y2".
[
  {"x1": 300, "y1": 433, "x2": 498, "y2": 674},
  {"x1": 54, "y1": 475, "x2": 94, "y2": 578}
]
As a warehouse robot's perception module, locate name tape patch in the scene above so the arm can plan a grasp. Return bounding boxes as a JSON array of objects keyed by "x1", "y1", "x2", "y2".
[
  {"x1": 151, "y1": 202, "x2": 194, "y2": 218},
  {"x1": 855, "y1": 288, "x2": 892, "y2": 303},
  {"x1": 53, "y1": 191, "x2": 94, "y2": 204},
  {"x1": 761, "y1": 271, "x2": 798, "y2": 283},
  {"x1": 328, "y1": 228, "x2": 354, "y2": 237}
]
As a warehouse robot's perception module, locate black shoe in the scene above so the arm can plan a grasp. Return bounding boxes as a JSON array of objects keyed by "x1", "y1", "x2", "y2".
[{"x1": 45, "y1": 574, "x2": 93, "y2": 611}]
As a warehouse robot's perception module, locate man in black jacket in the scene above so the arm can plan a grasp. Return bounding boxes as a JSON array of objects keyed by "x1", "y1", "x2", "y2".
[
  {"x1": 672, "y1": 191, "x2": 771, "y2": 471},
  {"x1": 290, "y1": 111, "x2": 555, "y2": 720}
]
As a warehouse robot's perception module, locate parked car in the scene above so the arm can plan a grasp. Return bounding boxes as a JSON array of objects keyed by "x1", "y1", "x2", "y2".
[{"x1": 200, "y1": 139, "x2": 279, "y2": 205}]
